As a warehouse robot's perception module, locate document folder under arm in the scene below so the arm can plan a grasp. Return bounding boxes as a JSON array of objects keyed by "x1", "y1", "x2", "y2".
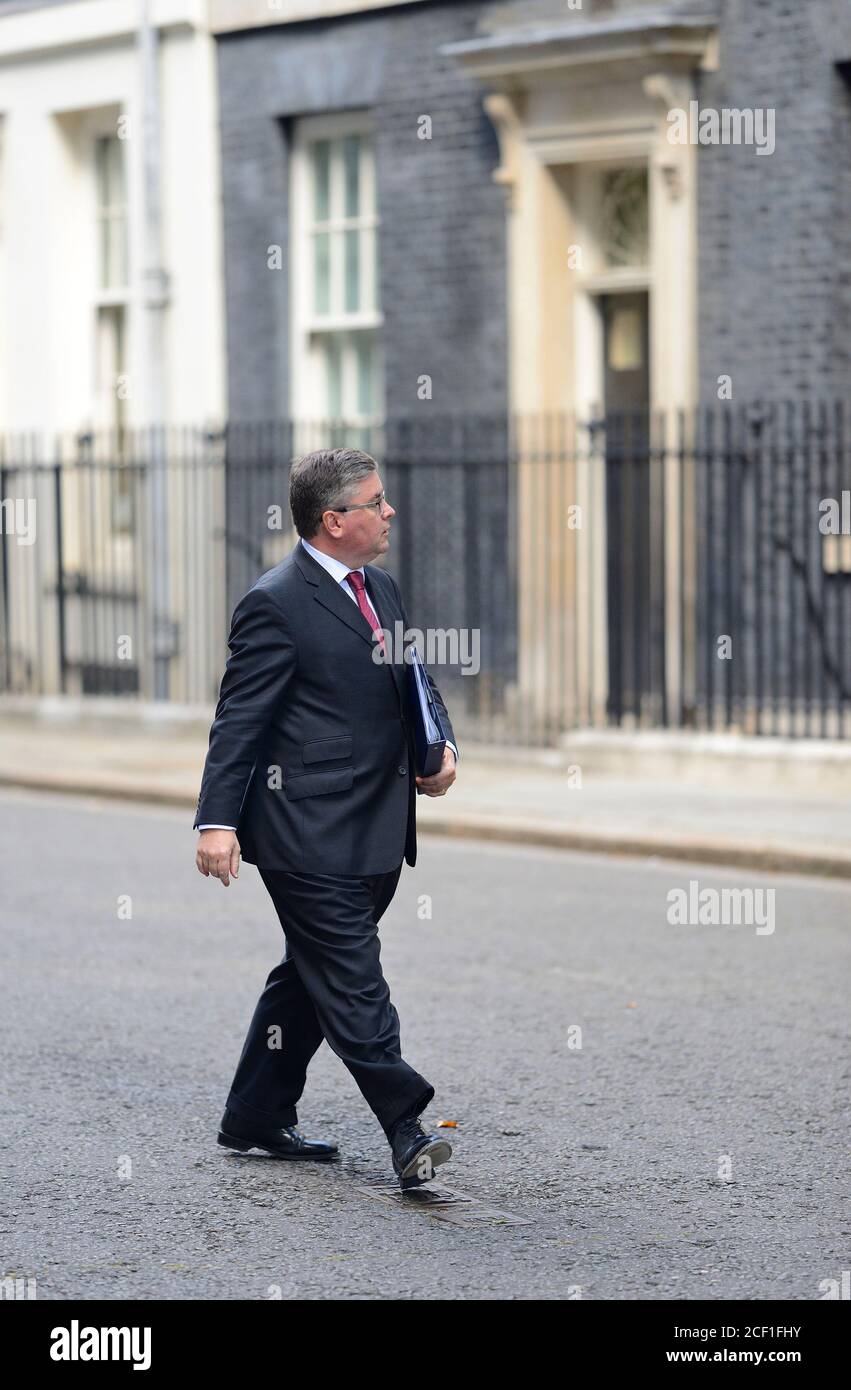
[{"x1": 406, "y1": 645, "x2": 448, "y2": 778}]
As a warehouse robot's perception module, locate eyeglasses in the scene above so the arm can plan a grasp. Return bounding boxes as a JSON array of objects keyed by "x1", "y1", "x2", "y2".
[{"x1": 329, "y1": 490, "x2": 389, "y2": 516}]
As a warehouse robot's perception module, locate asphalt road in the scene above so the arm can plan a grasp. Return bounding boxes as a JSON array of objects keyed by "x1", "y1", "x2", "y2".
[{"x1": 2, "y1": 786, "x2": 849, "y2": 1300}]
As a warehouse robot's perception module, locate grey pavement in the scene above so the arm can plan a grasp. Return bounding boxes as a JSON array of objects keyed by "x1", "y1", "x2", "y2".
[
  {"x1": 2, "y1": 786, "x2": 849, "y2": 1300},
  {"x1": 1, "y1": 715, "x2": 850, "y2": 878}
]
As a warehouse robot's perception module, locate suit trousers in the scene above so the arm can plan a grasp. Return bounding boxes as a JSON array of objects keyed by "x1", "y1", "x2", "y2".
[{"x1": 224, "y1": 863, "x2": 435, "y2": 1139}]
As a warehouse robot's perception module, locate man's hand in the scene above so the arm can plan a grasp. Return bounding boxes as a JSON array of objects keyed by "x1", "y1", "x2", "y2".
[
  {"x1": 196, "y1": 829, "x2": 241, "y2": 886},
  {"x1": 415, "y1": 746, "x2": 457, "y2": 797}
]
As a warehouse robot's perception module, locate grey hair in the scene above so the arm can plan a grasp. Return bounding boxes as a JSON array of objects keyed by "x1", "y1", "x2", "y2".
[{"x1": 289, "y1": 447, "x2": 378, "y2": 539}]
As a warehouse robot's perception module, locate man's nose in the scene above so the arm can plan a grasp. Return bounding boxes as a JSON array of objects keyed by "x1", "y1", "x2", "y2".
[{"x1": 383, "y1": 501, "x2": 395, "y2": 518}]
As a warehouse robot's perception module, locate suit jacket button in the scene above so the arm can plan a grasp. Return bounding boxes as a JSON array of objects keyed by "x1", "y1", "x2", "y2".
[{"x1": 397, "y1": 765, "x2": 407, "y2": 775}]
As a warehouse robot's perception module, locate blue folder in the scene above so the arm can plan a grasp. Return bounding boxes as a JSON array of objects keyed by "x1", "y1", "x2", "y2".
[{"x1": 406, "y1": 645, "x2": 447, "y2": 778}]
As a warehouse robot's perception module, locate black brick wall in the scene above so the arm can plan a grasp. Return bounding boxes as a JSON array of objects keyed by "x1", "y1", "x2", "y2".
[
  {"x1": 216, "y1": 0, "x2": 507, "y2": 423},
  {"x1": 216, "y1": 0, "x2": 851, "y2": 413},
  {"x1": 694, "y1": 0, "x2": 851, "y2": 402}
]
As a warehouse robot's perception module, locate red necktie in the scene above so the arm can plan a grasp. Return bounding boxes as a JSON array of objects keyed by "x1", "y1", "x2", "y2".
[{"x1": 345, "y1": 571, "x2": 386, "y2": 654}]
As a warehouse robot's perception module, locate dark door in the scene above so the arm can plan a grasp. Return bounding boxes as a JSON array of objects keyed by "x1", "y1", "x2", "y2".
[{"x1": 600, "y1": 291, "x2": 653, "y2": 722}]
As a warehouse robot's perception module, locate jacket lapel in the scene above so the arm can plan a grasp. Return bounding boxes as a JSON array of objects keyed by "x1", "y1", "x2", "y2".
[
  {"x1": 294, "y1": 540, "x2": 373, "y2": 646},
  {"x1": 293, "y1": 541, "x2": 404, "y2": 711}
]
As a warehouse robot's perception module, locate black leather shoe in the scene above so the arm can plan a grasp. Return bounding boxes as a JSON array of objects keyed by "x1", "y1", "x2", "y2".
[
  {"x1": 217, "y1": 1107, "x2": 338, "y2": 1160},
  {"x1": 390, "y1": 1115, "x2": 452, "y2": 1188}
]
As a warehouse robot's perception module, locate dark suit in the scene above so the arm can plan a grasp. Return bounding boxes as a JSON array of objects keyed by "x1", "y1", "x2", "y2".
[{"x1": 194, "y1": 539, "x2": 457, "y2": 1136}]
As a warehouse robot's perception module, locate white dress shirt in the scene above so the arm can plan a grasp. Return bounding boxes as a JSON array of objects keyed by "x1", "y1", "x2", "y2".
[
  {"x1": 197, "y1": 536, "x2": 456, "y2": 831},
  {"x1": 301, "y1": 535, "x2": 382, "y2": 625}
]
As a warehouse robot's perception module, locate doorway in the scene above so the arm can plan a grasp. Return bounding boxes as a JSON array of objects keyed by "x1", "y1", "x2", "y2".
[{"x1": 600, "y1": 290, "x2": 655, "y2": 722}]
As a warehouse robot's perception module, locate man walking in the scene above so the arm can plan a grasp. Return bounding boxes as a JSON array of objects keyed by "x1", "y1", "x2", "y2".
[{"x1": 194, "y1": 448, "x2": 458, "y2": 1189}]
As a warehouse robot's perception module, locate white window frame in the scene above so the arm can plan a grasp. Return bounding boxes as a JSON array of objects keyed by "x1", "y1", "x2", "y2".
[
  {"x1": 73, "y1": 109, "x2": 131, "y2": 434},
  {"x1": 290, "y1": 111, "x2": 384, "y2": 430},
  {"x1": 80, "y1": 112, "x2": 133, "y2": 535}
]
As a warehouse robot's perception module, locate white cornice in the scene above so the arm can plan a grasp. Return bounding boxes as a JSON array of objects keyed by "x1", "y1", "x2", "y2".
[
  {"x1": 209, "y1": 0, "x2": 427, "y2": 35},
  {"x1": 0, "y1": 0, "x2": 207, "y2": 61},
  {"x1": 441, "y1": 10, "x2": 719, "y2": 83}
]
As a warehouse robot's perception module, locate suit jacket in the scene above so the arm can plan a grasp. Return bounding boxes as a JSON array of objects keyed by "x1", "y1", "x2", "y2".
[{"x1": 193, "y1": 539, "x2": 457, "y2": 874}]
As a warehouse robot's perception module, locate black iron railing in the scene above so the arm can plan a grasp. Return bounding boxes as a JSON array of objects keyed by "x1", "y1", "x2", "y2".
[{"x1": 0, "y1": 408, "x2": 848, "y2": 741}]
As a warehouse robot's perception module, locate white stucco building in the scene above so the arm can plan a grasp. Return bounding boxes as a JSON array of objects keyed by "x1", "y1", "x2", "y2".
[
  {"x1": 0, "y1": 0, "x2": 226, "y2": 436},
  {"x1": 0, "y1": 0, "x2": 228, "y2": 701}
]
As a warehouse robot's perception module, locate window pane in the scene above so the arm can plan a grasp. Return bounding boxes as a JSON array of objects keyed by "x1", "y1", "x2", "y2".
[
  {"x1": 598, "y1": 167, "x2": 648, "y2": 269},
  {"x1": 359, "y1": 224, "x2": 379, "y2": 314},
  {"x1": 108, "y1": 137, "x2": 123, "y2": 205},
  {"x1": 313, "y1": 231, "x2": 331, "y2": 315},
  {"x1": 326, "y1": 338, "x2": 343, "y2": 419},
  {"x1": 344, "y1": 229, "x2": 360, "y2": 312},
  {"x1": 356, "y1": 337, "x2": 373, "y2": 416},
  {"x1": 97, "y1": 136, "x2": 125, "y2": 212},
  {"x1": 96, "y1": 137, "x2": 110, "y2": 206},
  {"x1": 361, "y1": 136, "x2": 375, "y2": 216},
  {"x1": 100, "y1": 216, "x2": 111, "y2": 290},
  {"x1": 96, "y1": 136, "x2": 127, "y2": 289},
  {"x1": 312, "y1": 140, "x2": 330, "y2": 222},
  {"x1": 105, "y1": 215, "x2": 128, "y2": 290},
  {"x1": 96, "y1": 135, "x2": 106, "y2": 201},
  {"x1": 343, "y1": 134, "x2": 360, "y2": 217},
  {"x1": 607, "y1": 307, "x2": 643, "y2": 371}
]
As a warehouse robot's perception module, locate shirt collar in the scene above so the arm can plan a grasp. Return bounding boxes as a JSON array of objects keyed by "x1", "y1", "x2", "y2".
[{"x1": 300, "y1": 536, "x2": 364, "y2": 586}]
